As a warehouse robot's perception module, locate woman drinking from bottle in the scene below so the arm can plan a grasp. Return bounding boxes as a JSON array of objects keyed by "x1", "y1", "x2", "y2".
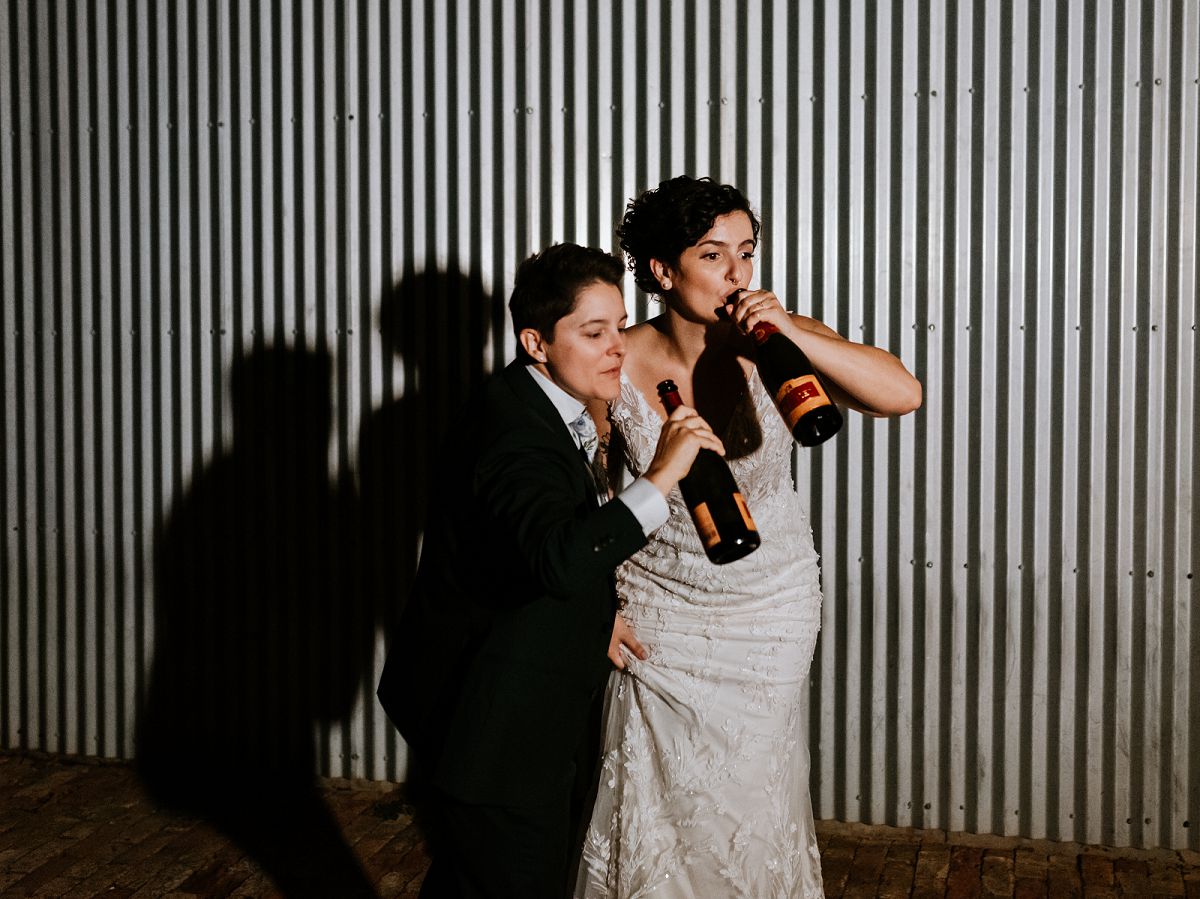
[{"x1": 576, "y1": 175, "x2": 921, "y2": 899}]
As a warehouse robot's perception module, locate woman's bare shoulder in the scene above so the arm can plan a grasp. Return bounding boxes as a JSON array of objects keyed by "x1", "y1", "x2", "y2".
[{"x1": 622, "y1": 318, "x2": 663, "y2": 347}]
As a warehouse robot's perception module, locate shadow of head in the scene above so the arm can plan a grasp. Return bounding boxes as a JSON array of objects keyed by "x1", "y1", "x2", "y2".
[
  {"x1": 230, "y1": 343, "x2": 334, "y2": 462},
  {"x1": 378, "y1": 268, "x2": 492, "y2": 393}
]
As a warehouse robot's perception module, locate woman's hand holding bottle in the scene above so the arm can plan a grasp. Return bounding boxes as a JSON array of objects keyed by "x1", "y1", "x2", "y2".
[{"x1": 642, "y1": 404, "x2": 726, "y2": 498}]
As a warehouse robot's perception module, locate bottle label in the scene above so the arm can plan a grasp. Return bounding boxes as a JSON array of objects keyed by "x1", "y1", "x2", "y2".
[
  {"x1": 691, "y1": 496, "x2": 757, "y2": 550},
  {"x1": 733, "y1": 493, "x2": 758, "y2": 532},
  {"x1": 691, "y1": 502, "x2": 720, "y2": 549},
  {"x1": 749, "y1": 321, "x2": 780, "y2": 343},
  {"x1": 775, "y1": 375, "x2": 831, "y2": 427}
]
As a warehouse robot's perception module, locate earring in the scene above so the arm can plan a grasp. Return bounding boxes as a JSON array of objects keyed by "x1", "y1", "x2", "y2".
[{"x1": 661, "y1": 279, "x2": 672, "y2": 291}]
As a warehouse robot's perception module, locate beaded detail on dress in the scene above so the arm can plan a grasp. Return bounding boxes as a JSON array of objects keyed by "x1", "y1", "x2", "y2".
[{"x1": 576, "y1": 369, "x2": 824, "y2": 899}]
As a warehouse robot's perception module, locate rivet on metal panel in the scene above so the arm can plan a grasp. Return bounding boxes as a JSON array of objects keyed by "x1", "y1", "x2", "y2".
[{"x1": 1155, "y1": 78, "x2": 1162, "y2": 85}]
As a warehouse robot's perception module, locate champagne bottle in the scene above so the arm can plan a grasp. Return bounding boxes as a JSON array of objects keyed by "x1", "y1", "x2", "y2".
[
  {"x1": 747, "y1": 320, "x2": 843, "y2": 447},
  {"x1": 657, "y1": 379, "x2": 761, "y2": 565}
]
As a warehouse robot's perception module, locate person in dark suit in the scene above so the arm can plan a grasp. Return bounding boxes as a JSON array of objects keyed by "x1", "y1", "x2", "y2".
[{"x1": 376, "y1": 243, "x2": 722, "y2": 898}]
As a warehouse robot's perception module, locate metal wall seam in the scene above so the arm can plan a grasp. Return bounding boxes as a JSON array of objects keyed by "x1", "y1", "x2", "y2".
[
  {"x1": 2, "y1": 0, "x2": 20, "y2": 754},
  {"x1": 923, "y1": 0, "x2": 950, "y2": 836},
  {"x1": 1177, "y1": 0, "x2": 1200, "y2": 854}
]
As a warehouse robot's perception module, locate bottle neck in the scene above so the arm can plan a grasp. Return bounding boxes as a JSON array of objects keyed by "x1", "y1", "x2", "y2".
[{"x1": 656, "y1": 379, "x2": 684, "y2": 413}]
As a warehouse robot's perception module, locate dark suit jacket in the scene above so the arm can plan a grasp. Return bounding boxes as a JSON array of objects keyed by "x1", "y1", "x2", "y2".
[{"x1": 377, "y1": 361, "x2": 648, "y2": 807}]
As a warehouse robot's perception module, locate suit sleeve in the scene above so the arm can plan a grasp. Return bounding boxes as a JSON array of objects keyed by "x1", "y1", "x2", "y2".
[{"x1": 474, "y1": 427, "x2": 647, "y2": 599}]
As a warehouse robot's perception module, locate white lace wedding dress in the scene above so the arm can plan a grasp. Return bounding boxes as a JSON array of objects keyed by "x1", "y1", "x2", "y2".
[{"x1": 576, "y1": 370, "x2": 824, "y2": 899}]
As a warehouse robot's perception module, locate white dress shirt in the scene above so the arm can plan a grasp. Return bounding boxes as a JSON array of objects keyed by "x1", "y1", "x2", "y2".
[{"x1": 526, "y1": 366, "x2": 668, "y2": 537}]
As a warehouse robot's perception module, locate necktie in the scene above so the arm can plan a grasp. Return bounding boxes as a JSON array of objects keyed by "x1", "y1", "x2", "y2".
[
  {"x1": 569, "y1": 411, "x2": 598, "y2": 458},
  {"x1": 569, "y1": 412, "x2": 607, "y2": 500}
]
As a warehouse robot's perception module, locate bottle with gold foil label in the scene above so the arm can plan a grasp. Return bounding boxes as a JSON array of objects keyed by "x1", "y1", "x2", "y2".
[
  {"x1": 749, "y1": 320, "x2": 843, "y2": 447},
  {"x1": 658, "y1": 380, "x2": 761, "y2": 565}
]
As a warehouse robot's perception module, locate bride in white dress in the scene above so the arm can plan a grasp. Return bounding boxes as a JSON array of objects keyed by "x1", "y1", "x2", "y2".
[{"x1": 576, "y1": 176, "x2": 921, "y2": 899}]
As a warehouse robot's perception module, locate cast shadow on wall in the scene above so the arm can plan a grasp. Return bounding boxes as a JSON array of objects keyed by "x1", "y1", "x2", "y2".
[
  {"x1": 358, "y1": 267, "x2": 493, "y2": 641},
  {"x1": 136, "y1": 344, "x2": 377, "y2": 897},
  {"x1": 358, "y1": 267, "x2": 494, "y2": 802}
]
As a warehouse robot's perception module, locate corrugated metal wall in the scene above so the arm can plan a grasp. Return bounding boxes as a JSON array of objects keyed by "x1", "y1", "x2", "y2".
[{"x1": 2, "y1": 0, "x2": 1197, "y2": 851}]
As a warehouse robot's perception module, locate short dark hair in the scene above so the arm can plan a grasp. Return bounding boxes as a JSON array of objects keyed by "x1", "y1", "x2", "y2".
[
  {"x1": 509, "y1": 243, "x2": 625, "y2": 347},
  {"x1": 617, "y1": 176, "x2": 761, "y2": 295}
]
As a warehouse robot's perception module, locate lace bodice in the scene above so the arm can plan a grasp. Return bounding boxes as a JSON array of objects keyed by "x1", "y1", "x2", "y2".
[{"x1": 608, "y1": 367, "x2": 820, "y2": 610}]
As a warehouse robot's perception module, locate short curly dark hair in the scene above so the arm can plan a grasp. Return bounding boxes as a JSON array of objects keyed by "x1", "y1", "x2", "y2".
[{"x1": 617, "y1": 176, "x2": 761, "y2": 295}]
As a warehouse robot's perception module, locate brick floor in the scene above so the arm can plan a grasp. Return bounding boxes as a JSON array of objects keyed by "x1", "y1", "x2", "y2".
[{"x1": 1, "y1": 752, "x2": 1197, "y2": 898}]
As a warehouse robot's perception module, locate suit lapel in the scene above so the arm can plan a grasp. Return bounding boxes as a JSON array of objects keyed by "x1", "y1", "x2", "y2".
[{"x1": 502, "y1": 362, "x2": 600, "y2": 507}]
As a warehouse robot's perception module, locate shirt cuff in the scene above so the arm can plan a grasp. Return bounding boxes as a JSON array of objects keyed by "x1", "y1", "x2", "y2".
[{"x1": 616, "y1": 477, "x2": 670, "y2": 537}]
